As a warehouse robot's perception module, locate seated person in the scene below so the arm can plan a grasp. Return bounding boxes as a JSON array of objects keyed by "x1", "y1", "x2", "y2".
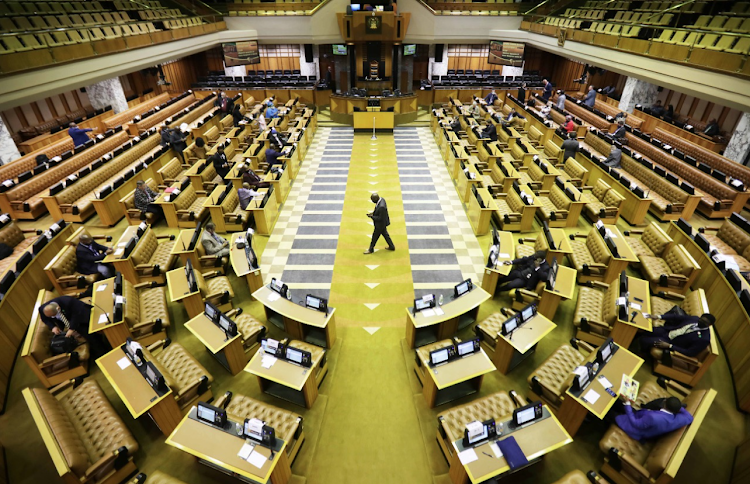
[
  {"x1": 240, "y1": 166, "x2": 271, "y2": 190},
  {"x1": 484, "y1": 89, "x2": 498, "y2": 105},
  {"x1": 269, "y1": 127, "x2": 287, "y2": 148},
  {"x1": 40, "y1": 296, "x2": 107, "y2": 356},
  {"x1": 237, "y1": 183, "x2": 258, "y2": 211},
  {"x1": 502, "y1": 108, "x2": 525, "y2": 128},
  {"x1": 468, "y1": 101, "x2": 481, "y2": 117},
  {"x1": 615, "y1": 111, "x2": 627, "y2": 123},
  {"x1": 201, "y1": 222, "x2": 230, "y2": 259},
  {"x1": 76, "y1": 234, "x2": 114, "y2": 280},
  {"x1": 613, "y1": 395, "x2": 693, "y2": 441},
  {"x1": 613, "y1": 120, "x2": 626, "y2": 139},
  {"x1": 36, "y1": 153, "x2": 49, "y2": 166},
  {"x1": 448, "y1": 117, "x2": 461, "y2": 132},
  {"x1": 265, "y1": 101, "x2": 279, "y2": 119},
  {"x1": 563, "y1": 115, "x2": 576, "y2": 133},
  {"x1": 481, "y1": 122, "x2": 497, "y2": 141},
  {"x1": 540, "y1": 102, "x2": 552, "y2": 119},
  {"x1": 651, "y1": 100, "x2": 665, "y2": 117},
  {"x1": 497, "y1": 250, "x2": 549, "y2": 292},
  {"x1": 193, "y1": 137, "x2": 207, "y2": 160},
  {"x1": 210, "y1": 145, "x2": 231, "y2": 181},
  {"x1": 134, "y1": 180, "x2": 163, "y2": 219},
  {"x1": 704, "y1": 119, "x2": 720, "y2": 137},
  {"x1": 265, "y1": 143, "x2": 287, "y2": 173},
  {"x1": 603, "y1": 140, "x2": 626, "y2": 168},
  {"x1": 601, "y1": 85, "x2": 616, "y2": 97},
  {"x1": 640, "y1": 312, "x2": 715, "y2": 357}
]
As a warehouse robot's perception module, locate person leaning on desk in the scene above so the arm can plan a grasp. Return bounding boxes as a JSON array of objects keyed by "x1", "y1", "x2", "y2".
[
  {"x1": 265, "y1": 143, "x2": 289, "y2": 173},
  {"x1": 39, "y1": 296, "x2": 109, "y2": 357},
  {"x1": 497, "y1": 250, "x2": 549, "y2": 292},
  {"x1": 639, "y1": 312, "x2": 716, "y2": 359}
]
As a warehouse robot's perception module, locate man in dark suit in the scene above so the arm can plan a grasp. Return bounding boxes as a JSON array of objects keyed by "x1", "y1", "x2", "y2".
[
  {"x1": 210, "y1": 145, "x2": 231, "y2": 181},
  {"x1": 484, "y1": 89, "x2": 498, "y2": 105},
  {"x1": 603, "y1": 143, "x2": 623, "y2": 169},
  {"x1": 613, "y1": 120, "x2": 626, "y2": 139},
  {"x1": 640, "y1": 312, "x2": 715, "y2": 357},
  {"x1": 76, "y1": 234, "x2": 114, "y2": 279},
  {"x1": 496, "y1": 250, "x2": 549, "y2": 292},
  {"x1": 481, "y1": 122, "x2": 497, "y2": 142},
  {"x1": 265, "y1": 143, "x2": 287, "y2": 173},
  {"x1": 614, "y1": 395, "x2": 693, "y2": 441},
  {"x1": 40, "y1": 296, "x2": 93, "y2": 338},
  {"x1": 561, "y1": 132, "x2": 579, "y2": 161},
  {"x1": 364, "y1": 192, "x2": 395, "y2": 254}
]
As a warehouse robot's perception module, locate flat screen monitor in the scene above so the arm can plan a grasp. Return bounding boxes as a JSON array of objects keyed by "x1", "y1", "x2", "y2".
[
  {"x1": 270, "y1": 277, "x2": 288, "y2": 298},
  {"x1": 404, "y1": 44, "x2": 416, "y2": 56},
  {"x1": 463, "y1": 419, "x2": 496, "y2": 448},
  {"x1": 204, "y1": 302, "x2": 219, "y2": 322},
  {"x1": 114, "y1": 272, "x2": 123, "y2": 295},
  {"x1": 619, "y1": 271, "x2": 628, "y2": 296},
  {"x1": 542, "y1": 221, "x2": 556, "y2": 250},
  {"x1": 305, "y1": 294, "x2": 328, "y2": 313},
  {"x1": 196, "y1": 401, "x2": 226, "y2": 428},
  {"x1": 189, "y1": 223, "x2": 202, "y2": 251},
  {"x1": 454, "y1": 279, "x2": 472, "y2": 298},
  {"x1": 350, "y1": 4, "x2": 361, "y2": 11},
  {"x1": 491, "y1": 228, "x2": 500, "y2": 247},
  {"x1": 0, "y1": 271, "x2": 15, "y2": 295},
  {"x1": 414, "y1": 294, "x2": 436, "y2": 312},
  {"x1": 521, "y1": 304, "x2": 536, "y2": 322},
  {"x1": 726, "y1": 269, "x2": 742, "y2": 293},
  {"x1": 286, "y1": 346, "x2": 304, "y2": 365},
  {"x1": 597, "y1": 338, "x2": 616, "y2": 365},
  {"x1": 512, "y1": 401, "x2": 543, "y2": 427},
  {"x1": 218, "y1": 313, "x2": 237, "y2": 337},
  {"x1": 501, "y1": 316, "x2": 518, "y2": 336},
  {"x1": 429, "y1": 347, "x2": 451, "y2": 366},
  {"x1": 487, "y1": 244, "x2": 499, "y2": 268},
  {"x1": 456, "y1": 337, "x2": 480, "y2": 357},
  {"x1": 332, "y1": 44, "x2": 348, "y2": 56}
]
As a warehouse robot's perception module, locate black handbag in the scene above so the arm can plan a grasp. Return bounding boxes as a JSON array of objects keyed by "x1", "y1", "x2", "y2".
[
  {"x1": 50, "y1": 334, "x2": 76, "y2": 355},
  {"x1": 664, "y1": 305, "x2": 687, "y2": 317}
]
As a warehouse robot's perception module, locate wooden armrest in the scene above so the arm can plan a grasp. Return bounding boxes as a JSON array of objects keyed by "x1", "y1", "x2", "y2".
[
  {"x1": 132, "y1": 320, "x2": 160, "y2": 330},
  {"x1": 40, "y1": 353, "x2": 73, "y2": 368},
  {"x1": 571, "y1": 234, "x2": 588, "y2": 239},
  {"x1": 21, "y1": 228, "x2": 41, "y2": 234},
  {"x1": 196, "y1": 190, "x2": 208, "y2": 196},
  {"x1": 57, "y1": 275, "x2": 81, "y2": 282},
  {"x1": 588, "y1": 281, "x2": 610, "y2": 290},
  {"x1": 516, "y1": 288, "x2": 541, "y2": 300},
  {"x1": 135, "y1": 263, "x2": 155, "y2": 270},
  {"x1": 611, "y1": 450, "x2": 651, "y2": 480},
  {"x1": 201, "y1": 270, "x2": 222, "y2": 279},
  {"x1": 133, "y1": 281, "x2": 154, "y2": 289},
  {"x1": 668, "y1": 273, "x2": 688, "y2": 281},
  {"x1": 583, "y1": 318, "x2": 610, "y2": 329},
  {"x1": 657, "y1": 291, "x2": 685, "y2": 301},
  {"x1": 176, "y1": 378, "x2": 202, "y2": 398},
  {"x1": 199, "y1": 255, "x2": 219, "y2": 261},
  {"x1": 84, "y1": 449, "x2": 124, "y2": 481},
  {"x1": 669, "y1": 351, "x2": 701, "y2": 368},
  {"x1": 661, "y1": 378, "x2": 690, "y2": 397},
  {"x1": 155, "y1": 234, "x2": 174, "y2": 240},
  {"x1": 554, "y1": 164, "x2": 564, "y2": 168},
  {"x1": 538, "y1": 190, "x2": 550, "y2": 195},
  {"x1": 575, "y1": 339, "x2": 596, "y2": 354},
  {"x1": 204, "y1": 291, "x2": 224, "y2": 300},
  {"x1": 587, "y1": 263, "x2": 607, "y2": 268},
  {"x1": 509, "y1": 390, "x2": 528, "y2": 407},
  {"x1": 519, "y1": 237, "x2": 536, "y2": 243},
  {"x1": 146, "y1": 339, "x2": 168, "y2": 353},
  {"x1": 49, "y1": 378, "x2": 79, "y2": 397}
]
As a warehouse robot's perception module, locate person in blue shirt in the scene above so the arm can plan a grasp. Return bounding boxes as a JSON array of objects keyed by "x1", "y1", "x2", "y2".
[
  {"x1": 68, "y1": 122, "x2": 96, "y2": 147},
  {"x1": 542, "y1": 79, "x2": 553, "y2": 102},
  {"x1": 615, "y1": 395, "x2": 693, "y2": 441},
  {"x1": 583, "y1": 86, "x2": 597, "y2": 108},
  {"x1": 484, "y1": 89, "x2": 498, "y2": 105},
  {"x1": 265, "y1": 143, "x2": 285, "y2": 173},
  {"x1": 265, "y1": 101, "x2": 279, "y2": 119}
]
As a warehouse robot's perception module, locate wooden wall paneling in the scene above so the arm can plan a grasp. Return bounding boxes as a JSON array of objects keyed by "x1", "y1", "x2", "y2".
[
  {"x1": 674, "y1": 93, "x2": 686, "y2": 113},
  {"x1": 19, "y1": 104, "x2": 38, "y2": 127},
  {"x1": 76, "y1": 89, "x2": 91, "y2": 110},
  {"x1": 664, "y1": 90, "x2": 673, "y2": 107},
  {"x1": 2, "y1": 110, "x2": 23, "y2": 133},
  {"x1": 63, "y1": 91, "x2": 79, "y2": 111},
  {"x1": 677, "y1": 95, "x2": 691, "y2": 115},
  {"x1": 693, "y1": 99, "x2": 709, "y2": 121},
  {"x1": 726, "y1": 110, "x2": 741, "y2": 133},
  {"x1": 34, "y1": 100, "x2": 52, "y2": 122},
  {"x1": 687, "y1": 97, "x2": 699, "y2": 118},
  {"x1": 50, "y1": 95, "x2": 66, "y2": 118}
]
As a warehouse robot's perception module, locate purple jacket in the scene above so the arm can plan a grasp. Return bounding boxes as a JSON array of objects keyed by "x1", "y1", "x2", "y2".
[{"x1": 615, "y1": 404, "x2": 693, "y2": 441}]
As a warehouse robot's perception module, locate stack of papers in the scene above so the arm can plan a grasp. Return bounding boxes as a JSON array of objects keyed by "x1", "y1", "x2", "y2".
[
  {"x1": 583, "y1": 389, "x2": 600, "y2": 405},
  {"x1": 267, "y1": 293, "x2": 280, "y2": 302},
  {"x1": 261, "y1": 355, "x2": 277, "y2": 369},
  {"x1": 458, "y1": 448, "x2": 478, "y2": 465},
  {"x1": 434, "y1": 307, "x2": 445, "y2": 316}
]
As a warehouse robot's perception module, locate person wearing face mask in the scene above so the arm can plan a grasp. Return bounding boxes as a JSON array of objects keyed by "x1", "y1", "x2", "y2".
[
  {"x1": 497, "y1": 250, "x2": 549, "y2": 292},
  {"x1": 640, "y1": 312, "x2": 716, "y2": 358}
]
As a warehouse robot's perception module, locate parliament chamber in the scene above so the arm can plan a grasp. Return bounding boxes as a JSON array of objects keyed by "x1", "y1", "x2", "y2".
[{"x1": 2, "y1": 1, "x2": 750, "y2": 484}]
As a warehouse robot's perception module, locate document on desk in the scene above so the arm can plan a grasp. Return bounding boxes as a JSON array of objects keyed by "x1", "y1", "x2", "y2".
[
  {"x1": 96, "y1": 284, "x2": 109, "y2": 292},
  {"x1": 98, "y1": 314, "x2": 109, "y2": 325},
  {"x1": 597, "y1": 375, "x2": 613, "y2": 389},
  {"x1": 114, "y1": 249, "x2": 124, "y2": 256},
  {"x1": 116, "y1": 357, "x2": 131, "y2": 370},
  {"x1": 261, "y1": 355, "x2": 277, "y2": 369},
  {"x1": 247, "y1": 450, "x2": 267, "y2": 469},
  {"x1": 491, "y1": 441, "x2": 503, "y2": 458},
  {"x1": 458, "y1": 448, "x2": 478, "y2": 465},
  {"x1": 583, "y1": 389, "x2": 600, "y2": 405},
  {"x1": 421, "y1": 309, "x2": 436, "y2": 318},
  {"x1": 499, "y1": 253, "x2": 510, "y2": 259},
  {"x1": 238, "y1": 442, "x2": 255, "y2": 460},
  {"x1": 267, "y1": 293, "x2": 280, "y2": 302},
  {"x1": 434, "y1": 306, "x2": 445, "y2": 316}
]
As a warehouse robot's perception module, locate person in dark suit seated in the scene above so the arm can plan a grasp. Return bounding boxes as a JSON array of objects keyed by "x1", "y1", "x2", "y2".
[
  {"x1": 704, "y1": 119, "x2": 720, "y2": 137},
  {"x1": 134, "y1": 180, "x2": 163, "y2": 220},
  {"x1": 561, "y1": 132, "x2": 579, "y2": 161},
  {"x1": 210, "y1": 145, "x2": 231, "y2": 181},
  {"x1": 613, "y1": 395, "x2": 693, "y2": 441},
  {"x1": 613, "y1": 120, "x2": 626, "y2": 139},
  {"x1": 640, "y1": 312, "x2": 716, "y2": 358},
  {"x1": 364, "y1": 192, "x2": 395, "y2": 254},
  {"x1": 76, "y1": 234, "x2": 114, "y2": 280},
  {"x1": 264, "y1": 143, "x2": 287, "y2": 173},
  {"x1": 481, "y1": 122, "x2": 497, "y2": 141},
  {"x1": 651, "y1": 100, "x2": 665, "y2": 117},
  {"x1": 497, "y1": 250, "x2": 549, "y2": 292},
  {"x1": 603, "y1": 140, "x2": 625, "y2": 169},
  {"x1": 448, "y1": 117, "x2": 461, "y2": 132},
  {"x1": 41, "y1": 296, "x2": 109, "y2": 356},
  {"x1": 484, "y1": 89, "x2": 499, "y2": 105},
  {"x1": 240, "y1": 166, "x2": 271, "y2": 190}
]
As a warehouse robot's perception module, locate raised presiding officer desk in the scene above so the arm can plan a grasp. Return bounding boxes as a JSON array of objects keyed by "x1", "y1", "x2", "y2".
[
  {"x1": 449, "y1": 406, "x2": 572, "y2": 484},
  {"x1": 186, "y1": 313, "x2": 247, "y2": 376},
  {"x1": 166, "y1": 407, "x2": 291, "y2": 484},
  {"x1": 230, "y1": 233, "x2": 264, "y2": 296},
  {"x1": 610, "y1": 276, "x2": 652, "y2": 348},
  {"x1": 415, "y1": 341, "x2": 496, "y2": 407},
  {"x1": 406, "y1": 287, "x2": 491, "y2": 348},
  {"x1": 492, "y1": 312, "x2": 557, "y2": 375},
  {"x1": 97, "y1": 344, "x2": 181, "y2": 437},
  {"x1": 252, "y1": 286, "x2": 336, "y2": 348},
  {"x1": 245, "y1": 344, "x2": 322, "y2": 408},
  {"x1": 557, "y1": 343, "x2": 643, "y2": 437}
]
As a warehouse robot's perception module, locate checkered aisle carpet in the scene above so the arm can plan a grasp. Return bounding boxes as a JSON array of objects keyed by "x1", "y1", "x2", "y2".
[
  {"x1": 261, "y1": 127, "x2": 353, "y2": 302},
  {"x1": 261, "y1": 126, "x2": 485, "y2": 317},
  {"x1": 397, "y1": 127, "x2": 485, "y2": 300}
]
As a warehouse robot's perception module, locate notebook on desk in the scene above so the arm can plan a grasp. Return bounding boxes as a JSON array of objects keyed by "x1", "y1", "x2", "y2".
[{"x1": 496, "y1": 436, "x2": 528, "y2": 470}]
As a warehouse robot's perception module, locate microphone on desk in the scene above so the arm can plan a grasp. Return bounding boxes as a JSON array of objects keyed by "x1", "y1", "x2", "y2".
[
  {"x1": 508, "y1": 326, "x2": 534, "y2": 341},
  {"x1": 89, "y1": 300, "x2": 113, "y2": 325}
]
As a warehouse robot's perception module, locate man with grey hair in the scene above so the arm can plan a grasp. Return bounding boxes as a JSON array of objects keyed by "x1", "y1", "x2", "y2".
[
  {"x1": 40, "y1": 296, "x2": 92, "y2": 339},
  {"x1": 201, "y1": 222, "x2": 230, "y2": 259},
  {"x1": 364, "y1": 192, "x2": 395, "y2": 254},
  {"x1": 134, "y1": 180, "x2": 163, "y2": 220}
]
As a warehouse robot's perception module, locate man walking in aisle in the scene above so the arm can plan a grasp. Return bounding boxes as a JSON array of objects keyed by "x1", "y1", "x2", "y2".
[{"x1": 364, "y1": 192, "x2": 395, "y2": 254}]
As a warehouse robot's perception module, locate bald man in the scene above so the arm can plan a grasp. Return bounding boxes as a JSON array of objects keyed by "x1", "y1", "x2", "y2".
[
  {"x1": 364, "y1": 192, "x2": 395, "y2": 254},
  {"x1": 76, "y1": 233, "x2": 114, "y2": 279},
  {"x1": 40, "y1": 296, "x2": 92, "y2": 339}
]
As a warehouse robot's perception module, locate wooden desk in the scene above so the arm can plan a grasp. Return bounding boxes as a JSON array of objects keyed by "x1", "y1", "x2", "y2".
[
  {"x1": 104, "y1": 225, "x2": 142, "y2": 284},
  {"x1": 456, "y1": 164, "x2": 482, "y2": 203},
  {"x1": 88, "y1": 278, "x2": 131, "y2": 348},
  {"x1": 416, "y1": 345, "x2": 496, "y2": 407},
  {"x1": 538, "y1": 265, "x2": 577, "y2": 320},
  {"x1": 230, "y1": 233, "x2": 263, "y2": 296},
  {"x1": 167, "y1": 267, "x2": 204, "y2": 319},
  {"x1": 547, "y1": 228, "x2": 574, "y2": 264},
  {"x1": 97, "y1": 345, "x2": 181, "y2": 436},
  {"x1": 467, "y1": 188, "x2": 497, "y2": 236},
  {"x1": 406, "y1": 287, "x2": 491, "y2": 348},
  {"x1": 491, "y1": 313, "x2": 556, "y2": 374},
  {"x1": 265, "y1": 162, "x2": 291, "y2": 205},
  {"x1": 601, "y1": 224, "x2": 639, "y2": 284},
  {"x1": 171, "y1": 229, "x2": 200, "y2": 268},
  {"x1": 247, "y1": 187, "x2": 279, "y2": 236},
  {"x1": 610, "y1": 276, "x2": 652, "y2": 348},
  {"x1": 252, "y1": 286, "x2": 336, "y2": 349},
  {"x1": 166, "y1": 408, "x2": 291, "y2": 484},
  {"x1": 558, "y1": 344, "x2": 643, "y2": 437},
  {"x1": 185, "y1": 313, "x2": 247, "y2": 376},
  {"x1": 481, "y1": 231, "x2": 515, "y2": 295},
  {"x1": 449, "y1": 407, "x2": 572, "y2": 484},
  {"x1": 353, "y1": 111, "x2": 394, "y2": 131},
  {"x1": 244, "y1": 348, "x2": 319, "y2": 408}
]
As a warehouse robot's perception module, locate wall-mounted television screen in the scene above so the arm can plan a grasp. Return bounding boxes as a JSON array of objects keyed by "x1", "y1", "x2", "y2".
[
  {"x1": 223, "y1": 41, "x2": 260, "y2": 66},
  {"x1": 488, "y1": 40, "x2": 525, "y2": 67},
  {"x1": 404, "y1": 44, "x2": 416, "y2": 56},
  {"x1": 332, "y1": 44, "x2": 348, "y2": 56}
]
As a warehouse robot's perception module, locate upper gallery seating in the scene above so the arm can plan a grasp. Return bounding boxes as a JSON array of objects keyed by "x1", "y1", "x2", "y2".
[
  {"x1": 422, "y1": 0, "x2": 529, "y2": 16},
  {"x1": 228, "y1": 0, "x2": 325, "y2": 16},
  {"x1": 432, "y1": 72, "x2": 543, "y2": 89},
  {"x1": 23, "y1": 379, "x2": 140, "y2": 484}
]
